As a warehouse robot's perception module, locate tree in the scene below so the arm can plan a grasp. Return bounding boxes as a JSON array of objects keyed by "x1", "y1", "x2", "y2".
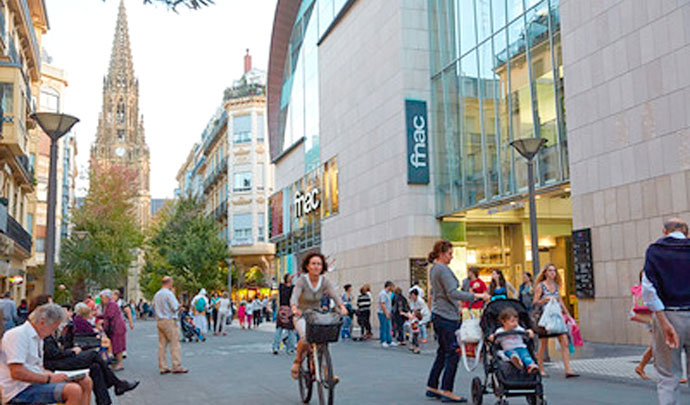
[
  {"x1": 141, "y1": 197, "x2": 228, "y2": 299},
  {"x1": 104, "y1": 0, "x2": 214, "y2": 11},
  {"x1": 58, "y1": 164, "x2": 144, "y2": 301}
]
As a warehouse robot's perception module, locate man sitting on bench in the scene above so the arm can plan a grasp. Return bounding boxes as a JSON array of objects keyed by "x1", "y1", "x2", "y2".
[{"x1": 0, "y1": 303, "x2": 93, "y2": 405}]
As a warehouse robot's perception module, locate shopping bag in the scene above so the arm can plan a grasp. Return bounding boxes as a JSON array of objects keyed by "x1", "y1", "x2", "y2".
[
  {"x1": 538, "y1": 298, "x2": 568, "y2": 335},
  {"x1": 459, "y1": 317, "x2": 482, "y2": 343},
  {"x1": 565, "y1": 314, "x2": 583, "y2": 346}
]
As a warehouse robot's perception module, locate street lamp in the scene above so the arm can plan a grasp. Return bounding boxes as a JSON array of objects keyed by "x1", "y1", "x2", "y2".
[
  {"x1": 510, "y1": 137, "x2": 547, "y2": 277},
  {"x1": 225, "y1": 258, "x2": 233, "y2": 297},
  {"x1": 30, "y1": 112, "x2": 80, "y2": 295}
]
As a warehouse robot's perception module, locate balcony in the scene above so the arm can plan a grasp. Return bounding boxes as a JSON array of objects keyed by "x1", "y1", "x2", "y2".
[
  {"x1": 7, "y1": 0, "x2": 41, "y2": 80},
  {"x1": 0, "y1": 201, "x2": 31, "y2": 256},
  {"x1": 202, "y1": 156, "x2": 228, "y2": 193},
  {"x1": 0, "y1": 65, "x2": 31, "y2": 155}
]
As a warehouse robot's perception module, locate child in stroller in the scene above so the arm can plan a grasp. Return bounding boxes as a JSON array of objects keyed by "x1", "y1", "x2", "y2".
[
  {"x1": 471, "y1": 299, "x2": 545, "y2": 405},
  {"x1": 488, "y1": 307, "x2": 538, "y2": 374},
  {"x1": 180, "y1": 306, "x2": 206, "y2": 342}
]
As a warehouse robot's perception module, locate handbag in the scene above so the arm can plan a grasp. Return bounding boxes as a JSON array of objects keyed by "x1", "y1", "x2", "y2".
[
  {"x1": 630, "y1": 284, "x2": 653, "y2": 324},
  {"x1": 565, "y1": 314, "x2": 583, "y2": 346},
  {"x1": 74, "y1": 334, "x2": 102, "y2": 350}
]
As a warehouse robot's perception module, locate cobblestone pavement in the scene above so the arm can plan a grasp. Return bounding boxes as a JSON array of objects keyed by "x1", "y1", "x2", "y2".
[{"x1": 106, "y1": 319, "x2": 676, "y2": 404}]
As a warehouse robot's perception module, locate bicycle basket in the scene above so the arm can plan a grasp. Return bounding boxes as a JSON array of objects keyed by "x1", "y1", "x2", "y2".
[{"x1": 305, "y1": 310, "x2": 343, "y2": 344}]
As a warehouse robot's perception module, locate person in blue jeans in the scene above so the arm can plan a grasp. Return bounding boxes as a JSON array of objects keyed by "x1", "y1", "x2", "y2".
[
  {"x1": 426, "y1": 240, "x2": 489, "y2": 403},
  {"x1": 341, "y1": 284, "x2": 354, "y2": 339},
  {"x1": 488, "y1": 307, "x2": 538, "y2": 373},
  {"x1": 378, "y1": 281, "x2": 394, "y2": 347}
]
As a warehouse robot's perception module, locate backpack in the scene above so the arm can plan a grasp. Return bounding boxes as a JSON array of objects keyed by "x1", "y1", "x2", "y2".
[{"x1": 194, "y1": 297, "x2": 207, "y2": 313}]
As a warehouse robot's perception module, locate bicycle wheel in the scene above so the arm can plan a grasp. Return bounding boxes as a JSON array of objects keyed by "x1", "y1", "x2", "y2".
[
  {"x1": 316, "y1": 344, "x2": 335, "y2": 405},
  {"x1": 298, "y1": 350, "x2": 313, "y2": 403}
]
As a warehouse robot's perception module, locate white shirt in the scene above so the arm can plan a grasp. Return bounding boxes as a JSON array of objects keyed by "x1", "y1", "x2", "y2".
[
  {"x1": 153, "y1": 288, "x2": 180, "y2": 320},
  {"x1": 218, "y1": 298, "x2": 231, "y2": 315},
  {"x1": 495, "y1": 326, "x2": 527, "y2": 351},
  {"x1": 253, "y1": 300, "x2": 263, "y2": 311},
  {"x1": 0, "y1": 322, "x2": 45, "y2": 401},
  {"x1": 642, "y1": 231, "x2": 686, "y2": 311},
  {"x1": 410, "y1": 297, "x2": 431, "y2": 323}
]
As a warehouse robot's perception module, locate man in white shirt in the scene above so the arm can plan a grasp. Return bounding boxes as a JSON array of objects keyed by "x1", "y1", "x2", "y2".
[
  {"x1": 153, "y1": 276, "x2": 188, "y2": 375},
  {"x1": 216, "y1": 292, "x2": 231, "y2": 336},
  {"x1": 0, "y1": 304, "x2": 92, "y2": 405}
]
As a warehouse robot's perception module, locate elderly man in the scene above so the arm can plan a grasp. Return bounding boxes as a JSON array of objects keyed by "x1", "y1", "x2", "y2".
[
  {"x1": 0, "y1": 303, "x2": 93, "y2": 405},
  {"x1": 643, "y1": 218, "x2": 690, "y2": 405},
  {"x1": 153, "y1": 276, "x2": 188, "y2": 374}
]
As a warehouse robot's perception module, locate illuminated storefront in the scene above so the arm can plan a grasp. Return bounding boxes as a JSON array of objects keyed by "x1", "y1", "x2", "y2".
[{"x1": 269, "y1": 157, "x2": 339, "y2": 277}]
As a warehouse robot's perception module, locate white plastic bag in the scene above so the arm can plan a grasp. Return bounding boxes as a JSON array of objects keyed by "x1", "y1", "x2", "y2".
[
  {"x1": 538, "y1": 298, "x2": 568, "y2": 334},
  {"x1": 459, "y1": 317, "x2": 482, "y2": 343}
]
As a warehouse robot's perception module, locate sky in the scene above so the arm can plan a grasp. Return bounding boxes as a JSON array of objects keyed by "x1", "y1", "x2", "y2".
[{"x1": 42, "y1": 0, "x2": 277, "y2": 198}]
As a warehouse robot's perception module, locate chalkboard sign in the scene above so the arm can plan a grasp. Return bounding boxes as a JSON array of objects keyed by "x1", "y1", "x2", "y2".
[{"x1": 572, "y1": 228, "x2": 595, "y2": 298}]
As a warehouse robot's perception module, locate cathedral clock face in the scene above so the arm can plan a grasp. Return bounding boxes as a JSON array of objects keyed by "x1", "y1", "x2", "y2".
[{"x1": 115, "y1": 146, "x2": 126, "y2": 157}]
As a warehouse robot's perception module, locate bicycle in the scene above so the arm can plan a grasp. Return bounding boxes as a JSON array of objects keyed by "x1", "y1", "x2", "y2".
[{"x1": 297, "y1": 310, "x2": 342, "y2": 405}]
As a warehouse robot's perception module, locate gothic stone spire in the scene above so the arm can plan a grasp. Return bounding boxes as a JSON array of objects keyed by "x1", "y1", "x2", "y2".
[{"x1": 107, "y1": 0, "x2": 135, "y2": 85}]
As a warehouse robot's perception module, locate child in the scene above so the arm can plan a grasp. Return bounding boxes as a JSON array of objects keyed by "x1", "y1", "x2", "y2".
[
  {"x1": 408, "y1": 309, "x2": 423, "y2": 354},
  {"x1": 238, "y1": 301, "x2": 247, "y2": 329},
  {"x1": 183, "y1": 314, "x2": 206, "y2": 342},
  {"x1": 489, "y1": 307, "x2": 538, "y2": 373}
]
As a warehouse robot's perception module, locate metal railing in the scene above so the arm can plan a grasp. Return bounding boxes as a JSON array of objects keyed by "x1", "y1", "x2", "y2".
[{"x1": 7, "y1": 213, "x2": 31, "y2": 253}]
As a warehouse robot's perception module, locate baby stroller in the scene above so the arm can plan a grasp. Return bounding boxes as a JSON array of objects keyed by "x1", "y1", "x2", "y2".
[
  {"x1": 180, "y1": 311, "x2": 205, "y2": 342},
  {"x1": 471, "y1": 299, "x2": 545, "y2": 405}
]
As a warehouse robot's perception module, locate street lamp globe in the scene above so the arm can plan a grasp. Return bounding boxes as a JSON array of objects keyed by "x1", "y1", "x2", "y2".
[
  {"x1": 510, "y1": 137, "x2": 547, "y2": 161},
  {"x1": 30, "y1": 112, "x2": 79, "y2": 141}
]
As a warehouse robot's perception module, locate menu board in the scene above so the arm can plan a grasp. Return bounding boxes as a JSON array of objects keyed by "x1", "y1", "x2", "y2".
[{"x1": 572, "y1": 228, "x2": 595, "y2": 298}]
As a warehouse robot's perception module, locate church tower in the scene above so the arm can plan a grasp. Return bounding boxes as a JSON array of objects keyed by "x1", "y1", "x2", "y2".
[
  {"x1": 90, "y1": 0, "x2": 151, "y2": 229},
  {"x1": 90, "y1": 0, "x2": 150, "y2": 299}
]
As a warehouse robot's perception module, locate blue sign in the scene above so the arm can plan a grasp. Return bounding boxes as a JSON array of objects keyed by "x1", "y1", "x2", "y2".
[{"x1": 405, "y1": 99, "x2": 429, "y2": 184}]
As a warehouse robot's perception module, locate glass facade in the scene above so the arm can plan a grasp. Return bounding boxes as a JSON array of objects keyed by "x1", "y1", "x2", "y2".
[
  {"x1": 276, "y1": 0, "x2": 349, "y2": 174},
  {"x1": 429, "y1": 0, "x2": 567, "y2": 216}
]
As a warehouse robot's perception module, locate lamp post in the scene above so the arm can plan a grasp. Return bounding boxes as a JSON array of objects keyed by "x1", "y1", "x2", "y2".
[
  {"x1": 225, "y1": 258, "x2": 233, "y2": 297},
  {"x1": 30, "y1": 112, "x2": 80, "y2": 295},
  {"x1": 510, "y1": 137, "x2": 547, "y2": 277}
]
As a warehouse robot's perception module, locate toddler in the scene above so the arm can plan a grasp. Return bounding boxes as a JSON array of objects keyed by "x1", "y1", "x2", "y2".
[
  {"x1": 489, "y1": 307, "x2": 538, "y2": 373},
  {"x1": 408, "y1": 309, "x2": 423, "y2": 354}
]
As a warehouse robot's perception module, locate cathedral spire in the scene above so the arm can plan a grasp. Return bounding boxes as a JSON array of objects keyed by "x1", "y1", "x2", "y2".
[{"x1": 107, "y1": 0, "x2": 134, "y2": 83}]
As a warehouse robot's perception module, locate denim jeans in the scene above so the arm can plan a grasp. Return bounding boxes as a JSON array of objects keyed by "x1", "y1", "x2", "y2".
[
  {"x1": 427, "y1": 313, "x2": 461, "y2": 392},
  {"x1": 504, "y1": 347, "x2": 535, "y2": 367},
  {"x1": 341, "y1": 315, "x2": 352, "y2": 338},
  {"x1": 378, "y1": 312, "x2": 392, "y2": 344},
  {"x1": 273, "y1": 327, "x2": 297, "y2": 353}
]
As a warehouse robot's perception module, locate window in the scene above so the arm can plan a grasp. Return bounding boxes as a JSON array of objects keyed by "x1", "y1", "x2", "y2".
[
  {"x1": 233, "y1": 171, "x2": 251, "y2": 192},
  {"x1": 257, "y1": 213, "x2": 265, "y2": 242},
  {"x1": 40, "y1": 88, "x2": 59, "y2": 113},
  {"x1": 233, "y1": 115, "x2": 251, "y2": 143},
  {"x1": 232, "y1": 213, "x2": 252, "y2": 245},
  {"x1": 0, "y1": 82, "x2": 13, "y2": 114},
  {"x1": 116, "y1": 102, "x2": 125, "y2": 124},
  {"x1": 36, "y1": 237, "x2": 45, "y2": 252},
  {"x1": 26, "y1": 213, "x2": 32, "y2": 236},
  {"x1": 117, "y1": 129, "x2": 125, "y2": 141},
  {"x1": 257, "y1": 113, "x2": 264, "y2": 141}
]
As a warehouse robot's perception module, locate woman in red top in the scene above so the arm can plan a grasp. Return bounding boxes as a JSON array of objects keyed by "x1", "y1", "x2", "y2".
[{"x1": 463, "y1": 267, "x2": 487, "y2": 309}]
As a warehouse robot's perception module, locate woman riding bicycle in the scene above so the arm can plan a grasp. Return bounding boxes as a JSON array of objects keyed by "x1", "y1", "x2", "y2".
[{"x1": 290, "y1": 252, "x2": 348, "y2": 379}]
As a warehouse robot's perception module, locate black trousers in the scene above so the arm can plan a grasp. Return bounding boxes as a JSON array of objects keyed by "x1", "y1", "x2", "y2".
[
  {"x1": 46, "y1": 350, "x2": 120, "y2": 405},
  {"x1": 358, "y1": 309, "x2": 372, "y2": 335}
]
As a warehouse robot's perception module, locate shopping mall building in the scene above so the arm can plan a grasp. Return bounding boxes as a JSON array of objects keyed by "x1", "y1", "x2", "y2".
[{"x1": 267, "y1": 0, "x2": 690, "y2": 345}]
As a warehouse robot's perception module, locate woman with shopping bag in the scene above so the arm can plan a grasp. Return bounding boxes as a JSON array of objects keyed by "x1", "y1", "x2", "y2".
[{"x1": 532, "y1": 263, "x2": 579, "y2": 378}]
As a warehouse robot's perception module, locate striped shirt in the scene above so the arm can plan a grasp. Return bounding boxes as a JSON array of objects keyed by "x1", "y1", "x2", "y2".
[{"x1": 357, "y1": 292, "x2": 372, "y2": 311}]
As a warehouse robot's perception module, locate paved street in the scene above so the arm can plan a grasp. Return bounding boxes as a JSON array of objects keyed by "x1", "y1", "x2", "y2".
[{"x1": 101, "y1": 319, "x2": 687, "y2": 405}]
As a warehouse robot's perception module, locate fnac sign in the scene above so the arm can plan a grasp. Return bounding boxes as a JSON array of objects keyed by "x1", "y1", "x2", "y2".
[{"x1": 405, "y1": 99, "x2": 429, "y2": 184}]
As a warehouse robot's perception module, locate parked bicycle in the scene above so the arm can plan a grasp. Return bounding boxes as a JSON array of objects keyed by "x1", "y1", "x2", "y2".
[{"x1": 297, "y1": 309, "x2": 342, "y2": 405}]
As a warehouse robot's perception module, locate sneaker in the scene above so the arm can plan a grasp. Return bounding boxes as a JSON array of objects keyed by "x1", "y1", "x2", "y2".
[
  {"x1": 381, "y1": 343, "x2": 389, "y2": 348},
  {"x1": 390, "y1": 341, "x2": 399, "y2": 347}
]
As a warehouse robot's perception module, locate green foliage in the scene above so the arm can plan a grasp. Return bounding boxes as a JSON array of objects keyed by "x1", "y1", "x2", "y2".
[
  {"x1": 58, "y1": 164, "x2": 143, "y2": 300},
  {"x1": 105, "y1": 0, "x2": 214, "y2": 11},
  {"x1": 142, "y1": 197, "x2": 228, "y2": 298}
]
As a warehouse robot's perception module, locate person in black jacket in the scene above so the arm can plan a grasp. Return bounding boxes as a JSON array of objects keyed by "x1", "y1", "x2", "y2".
[
  {"x1": 43, "y1": 310, "x2": 139, "y2": 405},
  {"x1": 392, "y1": 287, "x2": 410, "y2": 345}
]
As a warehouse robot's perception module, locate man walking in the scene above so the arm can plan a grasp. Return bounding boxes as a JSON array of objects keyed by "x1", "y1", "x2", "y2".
[
  {"x1": 643, "y1": 218, "x2": 690, "y2": 405},
  {"x1": 0, "y1": 292, "x2": 19, "y2": 331},
  {"x1": 378, "y1": 281, "x2": 394, "y2": 348},
  {"x1": 153, "y1": 276, "x2": 188, "y2": 375}
]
